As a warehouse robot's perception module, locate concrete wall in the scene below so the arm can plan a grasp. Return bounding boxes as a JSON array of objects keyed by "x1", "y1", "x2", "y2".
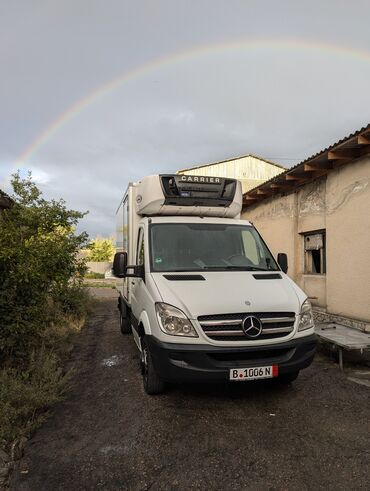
[
  {"x1": 246, "y1": 192, "x2": 297, "y2": 264},
  {"x1": 178, "y1": 156, "x2": 283, "y2": 193},
  {"x1": 86, "y1": 261, "x2": 112, "y2": 275},
  {"x1": 243, "y1": 156, "x2": 370, "y2": 325}
]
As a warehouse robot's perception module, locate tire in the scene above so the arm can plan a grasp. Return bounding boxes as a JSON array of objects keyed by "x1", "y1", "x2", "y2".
[
  {"x1": 277, "y1": 371, "x2": 299, "y2": 384},
  {"x1": 119, "y1": 309, "x2": 131, "y2": 334},
  {"x1": 140, "y1": 337, "x2": 166, "y2": 395}
]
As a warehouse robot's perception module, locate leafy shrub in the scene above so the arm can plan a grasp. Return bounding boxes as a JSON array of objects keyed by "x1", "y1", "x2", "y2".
[
  {"x1": 87, "y1": 236, "x2": 114, "y2": 261},
  {"x1": 0, "y1": 173, "x2": 91, "y2": 449},
  {"x1": 0, "y1": 172, "x2": 88, "y2": 366},
  {"x1": 0, "y1": 343, "x2": 75, "y2": 448}
]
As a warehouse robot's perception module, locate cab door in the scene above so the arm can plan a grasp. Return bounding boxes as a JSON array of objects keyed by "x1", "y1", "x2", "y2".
[{"x1": 130, "y1": 227, "x2": 146, "y2": 330}]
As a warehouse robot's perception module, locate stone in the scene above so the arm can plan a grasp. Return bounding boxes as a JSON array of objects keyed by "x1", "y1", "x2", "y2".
[
  {"x1": 0, "y1": 449, "x2": 9, "y2": 464},
  {"x1": 10, "y1": 437, "x2": 28, "y2": 461},
  {"x1": 0, "y1": 464, "x2": 10, "y2": 477}
]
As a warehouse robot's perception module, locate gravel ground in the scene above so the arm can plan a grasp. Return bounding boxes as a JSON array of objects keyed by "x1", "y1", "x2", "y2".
[{"x1": 11, "y1": 289, "x2": 370, "y2": 490}]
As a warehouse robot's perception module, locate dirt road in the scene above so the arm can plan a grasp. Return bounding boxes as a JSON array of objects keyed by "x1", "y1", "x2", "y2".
[{"x1": 11, "y1": 289, "x2": 370, "y2": 490}]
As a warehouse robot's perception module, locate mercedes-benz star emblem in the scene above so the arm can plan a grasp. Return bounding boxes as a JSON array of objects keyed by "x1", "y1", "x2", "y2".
[{"x1": 242, "y1": 316, "x2": 262, "y2": 338}]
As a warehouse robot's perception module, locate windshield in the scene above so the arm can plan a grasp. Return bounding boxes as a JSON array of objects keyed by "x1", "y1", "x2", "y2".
[{"x1": 150, "y1": 223, "x2": 279, "y2": 272}]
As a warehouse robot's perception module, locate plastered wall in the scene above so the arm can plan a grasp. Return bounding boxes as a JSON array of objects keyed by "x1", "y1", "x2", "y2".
[
  {"x1": 325, "y1": 157, "x2": 370, "y2": 321},
  {"x1": 243, "y1": 156, "x2": 370, "y2": 323}
]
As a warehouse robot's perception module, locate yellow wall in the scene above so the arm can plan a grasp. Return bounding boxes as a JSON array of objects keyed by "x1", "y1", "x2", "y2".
[
  {"x1": 243, "y1": 156, "x2": 370, "y2": 323},
  {"x1": 325, "y1": 158, "x2": 370, "y2": 322},
  {"x1": 178, "y1": 155, "x2": 283, "y2": 193}
]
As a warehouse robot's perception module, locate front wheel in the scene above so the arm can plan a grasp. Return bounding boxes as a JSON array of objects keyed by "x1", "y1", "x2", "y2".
[
  {"x1": 119, "y1": 309, "x2": 131, "y2": 334},
  {"x1": 140, "y1": 337, "x2": 166, "y2": 395}
]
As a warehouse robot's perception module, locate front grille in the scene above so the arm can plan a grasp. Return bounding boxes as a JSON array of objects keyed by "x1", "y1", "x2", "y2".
[{"x1": 198, "y1": 312, "x2": 295, "y2": 341}]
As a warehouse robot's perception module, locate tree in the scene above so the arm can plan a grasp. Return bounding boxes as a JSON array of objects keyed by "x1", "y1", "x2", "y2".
[
  {"x1": 87, "y1": 236, "x2": 114, "y2": 262},
  {"x1": 0, "y1": 172, "x2": 89, "y2": 365}
]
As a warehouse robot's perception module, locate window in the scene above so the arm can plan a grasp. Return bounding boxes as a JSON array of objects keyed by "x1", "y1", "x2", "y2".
[
  {"x1": 303, "y1": 230, "x2": 326, "y2": 274},
  {"x1": 137, "y1": 229, "x2": 145, "y2": 266},
  {"x1": 241, "y1": 229, "x2": 259, "y2": 265},
  {"x1": 150, "y1": 223, "x2": 279, "y2": 272}
]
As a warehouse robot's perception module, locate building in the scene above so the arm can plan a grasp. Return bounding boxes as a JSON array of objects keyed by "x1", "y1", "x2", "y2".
[
  {"x1": 177, "y1": 154, "x2": 284, "y2": 193},
  {"x1": 242, "y1": 125, "x2": 370, "y2": 332},
  {"x1": 0, "y1": 190, "x2": 13, "y2": 211}
]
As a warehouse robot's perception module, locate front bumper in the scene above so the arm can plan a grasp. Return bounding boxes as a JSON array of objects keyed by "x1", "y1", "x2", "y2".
[{"x1": 146, "y1": 334, "x2": 317, "y2": 383}]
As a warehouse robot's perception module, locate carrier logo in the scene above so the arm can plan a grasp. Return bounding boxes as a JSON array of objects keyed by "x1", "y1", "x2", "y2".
[
  {"x1": 242, "y1": 316, "x2": 263, "y2": 338},
  {"x1": 179, "y1": 175, "x2": 221, "y2": 184}
]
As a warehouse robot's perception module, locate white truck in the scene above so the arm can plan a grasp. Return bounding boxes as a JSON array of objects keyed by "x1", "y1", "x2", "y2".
[{"x1": 114, "y1": 174, "x2": 316, "y2": 394}]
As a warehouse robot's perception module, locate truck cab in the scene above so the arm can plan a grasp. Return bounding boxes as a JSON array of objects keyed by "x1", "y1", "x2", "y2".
[{"x1": 114, "y1": 175, "x2": 316, "y2": 394}]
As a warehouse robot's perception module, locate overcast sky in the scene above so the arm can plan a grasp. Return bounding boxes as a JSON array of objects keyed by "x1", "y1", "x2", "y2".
[{"x1": 1, "y1": 0, "x2": 370, "y2": 237}]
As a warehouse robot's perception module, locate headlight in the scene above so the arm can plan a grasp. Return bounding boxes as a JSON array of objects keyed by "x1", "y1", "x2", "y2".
[
  {"x1": 155, "y1": 303, "x2": 198, "y2": 337},
  {"x1": 298, "y1": 299, "x2": 315, "y2": 331}
]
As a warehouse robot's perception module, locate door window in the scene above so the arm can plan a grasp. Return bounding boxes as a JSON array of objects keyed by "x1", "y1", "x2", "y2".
[{"x1": 137, "y1": 229, "x2": 145, "y2": 266}]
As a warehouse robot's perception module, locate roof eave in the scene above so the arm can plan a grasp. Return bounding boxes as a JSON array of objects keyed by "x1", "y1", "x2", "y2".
[{"x1": 242, "y1": 124, "x2": 370, "y2": 209}]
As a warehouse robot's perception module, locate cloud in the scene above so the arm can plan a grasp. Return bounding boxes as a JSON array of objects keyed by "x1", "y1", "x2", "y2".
[{"x1": 1, "y1": 1, "x2": 370, "y2": 236}]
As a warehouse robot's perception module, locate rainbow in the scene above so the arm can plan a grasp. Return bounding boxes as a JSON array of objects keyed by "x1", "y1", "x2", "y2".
[{"x1": 15, "y1": 38, "x2": 370, "y2": 166}]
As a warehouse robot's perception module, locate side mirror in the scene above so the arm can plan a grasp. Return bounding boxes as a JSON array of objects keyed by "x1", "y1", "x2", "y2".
[
  {"x1": 127, "y1": 265, "x2": 145, "y2": 280},
  {"x1": 277, "y1": 253, "x2": 288, "y2": 273},
  {"x1": 113, "y1": 252, "x2": 127, "y2": 278}
]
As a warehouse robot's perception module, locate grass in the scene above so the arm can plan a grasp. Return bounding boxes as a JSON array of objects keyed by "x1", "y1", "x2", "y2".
[
  {"x1": 83, "y1": 282, "x2": 117, "y2": 289},
  {"x1": 83, "y1": 278, "x2": 118, "y2": 289},
  {"x1": 0, "y1": 305, "x2": 89, "y2": 452},
  {"x1": 84, "y1": 271, "x2": 105, "y2": 279}
]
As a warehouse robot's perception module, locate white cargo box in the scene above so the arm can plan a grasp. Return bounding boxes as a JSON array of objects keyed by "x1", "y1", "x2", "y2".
[{"x1": 135, "y1": 175, "x2": 242, "y2": 218}]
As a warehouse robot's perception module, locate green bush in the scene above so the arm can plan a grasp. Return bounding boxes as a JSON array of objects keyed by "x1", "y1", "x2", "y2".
[
  {"x1": 0, "y1": 341, "x2": 76, "y2": 448},
  {"x1": 0, "y1": 172, "x2": 89, "y2": 367},
  {"x1": 87, "y1": 236, "x2": 114, "y2": 261},
  {"x1": 0, "y1": 173, "x2": 91, "y2": 450}
]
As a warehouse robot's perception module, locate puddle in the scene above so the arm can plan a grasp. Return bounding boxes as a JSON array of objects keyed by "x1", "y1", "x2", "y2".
[{"x1": 101, "y1": 355, "x2": 122, "y2": 367}]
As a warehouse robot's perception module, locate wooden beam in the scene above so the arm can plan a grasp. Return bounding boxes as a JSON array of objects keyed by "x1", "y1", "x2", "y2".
[
  {"x1": 256, "y1": 189, "x2": 269, "y2": 195},
  {"x1": 303, "y1": 161, "x2": 333, "y2": 171},
  {"x1": 328, "y1": 149, "x2": 359, "y2": 160},
  {"x1": 358, "y1": 135, "x2": 370, "y2": 145},
  {"x1": 328, "y1": 150, "x2": 350, "y2": 160},
  {"x1": 286, "y1": 172, "x2": 311, "y2": 181},
  {"x1": 270, "y1": 182, "x2": 293, "y2": 189},
  {"x1": 285, "y1": 174, "x2": 301, "y2": 181},
  {"x1": 304, "y1": 163, "x2": 318, "y2": 171},
  {"x1": 244, "y1": 195, "x2": 258, "y2": 201}
]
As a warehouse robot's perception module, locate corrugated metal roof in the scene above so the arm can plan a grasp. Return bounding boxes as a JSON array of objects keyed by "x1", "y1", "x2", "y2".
[
  {"x1": 177, "y1": 153, "x2": 286, "y2": 173},
  {"x1": 243, "y1": 123, "x2": 370, "y2": 208}
]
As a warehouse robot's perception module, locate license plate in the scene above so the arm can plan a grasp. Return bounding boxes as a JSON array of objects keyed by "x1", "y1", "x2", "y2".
[{"x1": 229, "y1": 365, "x2": 278, "y2": 381}]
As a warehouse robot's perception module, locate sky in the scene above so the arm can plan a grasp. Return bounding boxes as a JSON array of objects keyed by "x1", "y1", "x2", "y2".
[{"x1": 1, "y1": 0, "x2": 370, "y2": 237}]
